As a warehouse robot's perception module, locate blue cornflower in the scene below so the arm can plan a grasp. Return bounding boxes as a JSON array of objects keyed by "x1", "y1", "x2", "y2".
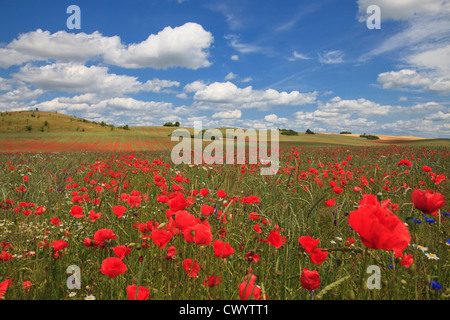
[
  {"x1": 412, "y1": 217, "x2": 422, "y2": 224},
  {"x1": 424, "y1": 216, "x2": 436, "y2": 224},
  {"x1": 442, "y1": 212, "x2": 450, "y2": 217},
  {"x1": 429, "y1": 281, "x2": 442, "y2": 290},
  {"x1": 445, "y1": 239, "x2": 450, "y2": 246}
]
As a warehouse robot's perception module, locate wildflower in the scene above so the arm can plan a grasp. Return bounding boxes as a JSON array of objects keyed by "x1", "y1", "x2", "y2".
[
  {"x1": 217, "y1": 190, "x2": 227, "y2": 198},
  {"x1": 203, "y1": 275, "x2": 223, "y2": 287},
  {"x1": 267, "y1": 229, "x2": 284, "y2": 249},
  {"x1": 212, "y1": 240, "x2": 235, "y2": 258},
  {"x1": 100, "y1": 257, "x2": 127, "y2": 278},
  {"x1": 182, "y1": 258, "x2": 200, "y2": 277},
  {"x1": 309, "y1": 248, "x2": 328, "y2": 265},
  {"x1": 399, "y1": 253, "x2": 413, "y2": 268},
  {"x1": 415, "y1": 244, "x2": 428, "y2": 252},
  {"x1": 0, "y1": 250, "x2": 13, "y2": 261},
  {"x1": 112, "y1": 205, "x2": 126, "y2": 218},
  {"x1": 152, "y1": 229, "x2": 173, "y2": 249},
  {"x1": 84, "y1": 295, "x2": 96, "y2": 300},
  {"x1": 126, "y1": 284, "x2": 150, "y2": 300},
  {"x1": 23, "y1": 281, "x2": 33, "y2": 290},
  {"x1": 239, "y1": 273, "x2": 265, "y2": 300},
  {"x1": 424, "y1": 216, "x2": 435, "y2": 224},
  {"x1": 183, "y1": 224, "x2": 212, "y2": 246},
  {"x1": 200, "y1": 205, "x2": 214, "y2": 215},
  {"x1": 245, "y1": 251, "x2": 260, "y2": 262},
  {"x1": 112, "y1": 245, "x2": 132, "y2": 259},
  {"x1": 425, "y1": 253, "x2": 439, "y2": 260},
  {"x1": 298, "y1": 236, "x2": 320, "y2": 254},
  {"x1": 70, "y1": 205, "x2": 85, "y2": 218},
  {"x1": 411, "y1": 189, "x2": 446, "y2": 216},
  {"x1": 347, "y1": 194, "x2": 410, "y2": 257},
  {"x1": 429, "y1": 281, "x2": 442, "y2": 290},
  {"x1": 300, "y1": 268, "x2": 321, "y2": 291},
  {"x1": 0, "y1": 279, "x2": 12, "y2": 298},
  {"x1": 166, "y1": 245, "x2": 177, "y2": 260},
  {"x1": 93, "y1": 228, "x2": 117, "y2": 245},
  {"x1": 69, "y1": 292, "x2": 77, "y2": 298}
]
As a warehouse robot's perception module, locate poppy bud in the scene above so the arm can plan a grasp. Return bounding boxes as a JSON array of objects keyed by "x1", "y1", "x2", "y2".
[{"x1": 377, "y1": 192, "x2": 383, "y2": 203}]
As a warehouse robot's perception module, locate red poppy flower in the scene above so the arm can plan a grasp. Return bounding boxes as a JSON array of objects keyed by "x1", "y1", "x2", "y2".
[
  {"x1": 422, "y1": 166, "x2": 432, "y2": 172},
  {"x1": 309, "y1": 248, "x2": 328, "y2": 265},
  {"x1": 267, "y1": 229, "x2": 283, "y2": 248},
  {"x1": 0, "y1": 279, "x2": 13, "y2": 298},
  {"x1": 217, "y1": 190, "x2": 227, "y2": 198},
  {"x1": 126, "y1": 284, "x2": 150, "y2": 300},
  {"x1": 112, "y1": 205, "x2": 126, "y2": 218},
  {"x1": 411, "y1": 189, "x2": 446, "y2": 215},
  {"x1": 88, "y1": 210, "x2": 101, "y2": 222},
  {"x1": 171, "y1": 210, "x2": 197, "y2": 232},
  {"x1": 300, "y1": 268, "x2": 321, "y2": 291},
  {"x1": 245, "y1": 251, "x2": 260, "y2": 262},
  {"x1": 253, "y1": 224, "x2": 262, "y2": 233},
  {"x1": 183, "y1": 224, "x2": 213, "y2": 245},
  {"x1": 52, "y1": 240, "x2": 69, "y2": 252},
  {"x1": 249, "y1": 212, "x2": 260, "y2": 220},
  {"x1": 70, "y1": 205, "x2": 85, "y2": 218},
  {"x1": 0, "y1": 250, "x2": 13, "y2": 261},
  {"x1": 23, "y1": 281, "x2": 33, "y2": 291},
  {"x1": 152, "y1": 229, "x2": 173, "y2": 249},
  {"x1": 200, "y1": 188, "x2": 209, "y2": 197},
  {"x1": 212, "y1": 240, "x2": 235, "y2": 258},
  {"x1": 50, "y1": 217, "x2": 62, "y2": 226},
  {"x1": 333, "y1": 187, "x2": 343, "y2": 194},
  {"x1": 203, "y1": 275, "x2": 223, "y2": 287},
  {"x1": 200, "y1": 205, "x2": 215, "y2": 215},
  {"x1": 397, "y1": 159, "x2": 412, "y2": 167},
  {"x1": 238, "y1": 273, "x2": 264, "y2": 300},
  {"x1": 166, "y1": 245, "x2": 177, "y2": 260},
  {"x1": 168, "y1": 195, "x2": 191, "y2": 212},
  {"x1": 182, "y1": 258, "x2": 200, "y2": 277},
  {"x1": 348, "y1": 194, "x2": 410, "y2": 256},
  {"x1": 324, "y1": 198, "x2": 336, "y2": 206},
  {"x1": 83, "y1": 237, "x2": 94, "y2": 247},
  {"x1": 298, "y1": 236, "x2": 320, "y2": 253},
  {"x1": 100, "y1": 257, "x2": 127, "y2": 278},
  {"x1": 93, "y1": 228, "x2": 117, "y2": 244},
  {"x1": 113, "y1": 245, "x2": 132, "y2": 259}
]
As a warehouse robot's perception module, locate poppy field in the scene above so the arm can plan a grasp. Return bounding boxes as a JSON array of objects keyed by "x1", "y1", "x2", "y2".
[{"x1": 0, "y1": 141, "x2": 448, "y2": 301}]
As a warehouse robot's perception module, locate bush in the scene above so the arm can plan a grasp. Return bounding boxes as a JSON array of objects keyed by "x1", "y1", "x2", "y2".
[
  {"x1": 340, "y1": 131, "x2": 352, "y2": 134},
  {"x1": 279, "y1": 129, "x2": 298, "y2": 136},
  {"x1": 360, "y1": 134, "x2": 379, "y2": 140},
  {"x1": 305, "y1": 129, "x2": 315, "y2": 134}
]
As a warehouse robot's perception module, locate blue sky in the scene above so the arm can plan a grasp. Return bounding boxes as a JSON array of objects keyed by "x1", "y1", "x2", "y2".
[{"x1": 0, "y1": 0, "x2": 449, "y2": 138}]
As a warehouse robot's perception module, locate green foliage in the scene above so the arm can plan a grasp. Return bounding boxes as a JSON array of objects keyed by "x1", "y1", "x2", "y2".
[{"x1": 279, "y1": 129, "x2": 298, "y2": 136}]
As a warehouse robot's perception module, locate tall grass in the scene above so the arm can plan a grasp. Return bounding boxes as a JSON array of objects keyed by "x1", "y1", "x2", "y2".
[{"x1": 0, "y1": 144, "x2": 448, "y2": 300}]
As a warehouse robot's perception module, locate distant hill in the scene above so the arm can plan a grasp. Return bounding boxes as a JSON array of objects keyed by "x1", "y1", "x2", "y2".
[{"x1": 0, "y1": 110, "x2": 128, "y2": 133}]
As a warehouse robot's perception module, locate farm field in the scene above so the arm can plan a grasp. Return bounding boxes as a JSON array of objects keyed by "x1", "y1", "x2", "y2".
[{"x1": 0, "y1": 113, "x2": 448, "y2": 301}]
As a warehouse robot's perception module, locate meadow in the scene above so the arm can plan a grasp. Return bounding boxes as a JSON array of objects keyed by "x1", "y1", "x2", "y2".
[{"x1": 0, "y1": 112, "x2": 449, "y2": 301}]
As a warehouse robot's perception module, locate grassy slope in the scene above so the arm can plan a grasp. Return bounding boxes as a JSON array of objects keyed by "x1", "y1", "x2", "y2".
[
  {"x1": 0, "y1": 110, "x2": 127, "y2": 133},
  {"x1": 0, "y1": 111, "x2": 448, "y2": 152}
]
